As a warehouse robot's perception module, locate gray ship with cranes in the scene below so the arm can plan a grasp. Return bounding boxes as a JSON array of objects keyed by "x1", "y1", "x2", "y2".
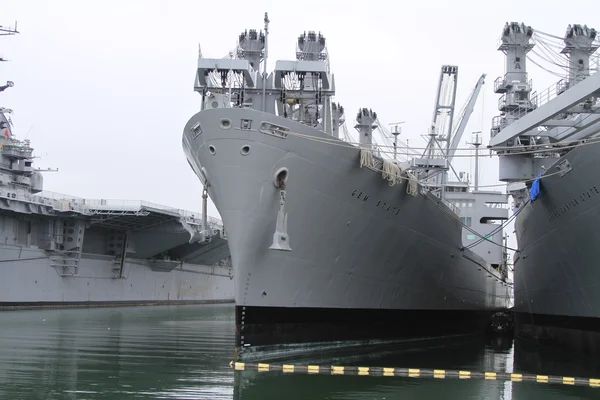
[
  {"x1": 488, "y1": 22, "x2": 600, "y2": 354},
  {"x1": 183, "y1": 13, "x2": 512, "y2": 361},
  {"x1": 0, "y1": 23, "x2": 233, "y2": 308}
]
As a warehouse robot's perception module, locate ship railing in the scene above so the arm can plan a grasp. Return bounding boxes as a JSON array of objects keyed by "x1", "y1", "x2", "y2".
[
  {"x1": 367, "y1": 144, "x2": 461, "y2": 217},
  {"x1": 493, "y1": 76, "x2": 504, "y2": 93},
  {"x1": 592, "y1": 53, "x2": 600, "y2": 73},
  {"x1": 419, "y1": 186, "x2": 461, "y2": 216},
  {"x1": 491, "y1": 115, "x2": 507, "y2": 131},
  {"x1": 494, "y1": 72, "x2": 529, "y2": 93},
  {"x1": 441, "y1": 198, "x2": 461, "y2": 215},
  {"x1": 39, "y1": 190, "x2": 85, "y2": 201},
  {"x1": 0, "y1": 189, "x2": 86, "y2": 214},
  {"x1": 498, "y1": 94, "x2": 508, "y2": 111},
  {"x1": 556, "y1": 78, "x2": 571, "y2": 95},
  {"x1": 528, "y1": 82, "x2": 557, "y2": 113},
  {"x1": 38, "y1": 190, "x2": 224, "y2": 227},
  {"x1": 505, "y1": 69, "x2": 599, "y2": 123},
  {"x1": 1, "y1": 144, "x2": 34, "y2": 158},
  {"x1": 368, "y1": 141, "x2": 415, "y2": 164}
]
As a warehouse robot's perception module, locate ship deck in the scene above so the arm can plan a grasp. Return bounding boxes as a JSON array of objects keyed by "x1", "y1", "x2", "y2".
[
  {"x1": 35, "y1": 190, "x2": 223, "y2": 230},
  {"x1": 0, "y1": 189, "x2": 230, "y2": 267}
]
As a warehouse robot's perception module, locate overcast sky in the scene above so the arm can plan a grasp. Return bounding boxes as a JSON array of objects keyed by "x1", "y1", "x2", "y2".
[{"x1": 1, "y1": 0, "x2": 597, "y2": 255}]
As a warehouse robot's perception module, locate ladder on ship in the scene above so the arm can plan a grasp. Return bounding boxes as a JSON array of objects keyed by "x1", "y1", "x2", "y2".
[
  {"x1": 49, "y1": 250, "x2": 81, "y2": 277},
  {"x1": 110, "y1": 232, "x2": 130, "y2": 279}
]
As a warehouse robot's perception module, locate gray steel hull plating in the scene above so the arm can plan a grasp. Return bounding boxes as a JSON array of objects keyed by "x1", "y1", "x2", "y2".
[
  {"x1": 183, "y1": 108, "x2": 511, "y2": 355},
  {"x1": 513, "y1": 142, "x2": 600, "y2": 353},
  {"x1": 0, "y1": 245, "x2": 234, "y2": 308}
]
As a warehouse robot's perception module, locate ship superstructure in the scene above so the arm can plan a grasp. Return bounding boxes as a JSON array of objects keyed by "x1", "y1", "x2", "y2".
[
  {"x1": 183, "y1": 14, "x2": 512, "y2": 361},
  {"x1": 488, "y1": 22, "x2": 600, "y2": 353},
  {"x1": 0, "y1": 23, "x2": 233, "y2": 308}
]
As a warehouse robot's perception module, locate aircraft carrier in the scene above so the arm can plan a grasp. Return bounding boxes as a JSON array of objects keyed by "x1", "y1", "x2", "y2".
[
  {"x1": 488, "y1": 22, "x2": 600, "y2": 354},
  {"x1": 0, "y1": 23, "x2": 233, "y2": 309},
  {"x1": 183, "y1": 14, "x2": 512, "y2": 361}
]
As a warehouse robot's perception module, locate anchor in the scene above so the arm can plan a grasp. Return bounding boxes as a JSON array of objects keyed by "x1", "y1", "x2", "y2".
[
  {"x1": 201, "y1": 186, "x2": 211, "y2": 242},
  {"x1": 269, "y1": 168, "x2": 292, "y2": 251},
  {"x1": 180, "y1": 186, "x2": 211, "y2": 244}
]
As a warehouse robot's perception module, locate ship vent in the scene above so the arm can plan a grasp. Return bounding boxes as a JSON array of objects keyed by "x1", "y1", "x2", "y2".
[
  {"x1": 63, "y1": 220, "x2": 85, "y2": 251},
  {"x1": 240, "y1": 119, "x2": 252, "y2": 130},
  {"x1": 191, "y1": 122, "x2": 202, "y2": 138}
]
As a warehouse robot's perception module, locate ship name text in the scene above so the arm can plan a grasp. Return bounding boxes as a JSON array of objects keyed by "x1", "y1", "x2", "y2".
[
  {"x1": 351, "y1": 189, "x2": 401, "y2": 216},
  {"x1": 547, "y1": 185, "x2": 600, "y2": 222}
]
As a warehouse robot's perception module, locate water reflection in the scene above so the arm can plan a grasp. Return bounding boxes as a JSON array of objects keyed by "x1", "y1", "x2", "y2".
[
  {"x1": 234, "y1": 336, "x2": 512, "y2": 400},
  {"x1": 512, "y1": 340, "x2": 600, "y2": 400},
  {"x1": 0, "y1": 304, "x2": 235, "y2": 399},
  {"x1": 235, "y1": 335, "x2": 600, "y2": 400},
  {"x1": 0, "y1": 304, "x2": 598, "y2": 399}
]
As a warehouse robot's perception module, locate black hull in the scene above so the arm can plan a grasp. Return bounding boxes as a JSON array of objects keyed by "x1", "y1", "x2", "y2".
[
  {"x1": 0, "y1": 299, "x2": 234, "y2": 311},
  {"x1": 235, "y1": 305, "x2": 499, "y2": 361},
  {"x1": 515, "y1": 312, "x2": 600, "y2": 356}
]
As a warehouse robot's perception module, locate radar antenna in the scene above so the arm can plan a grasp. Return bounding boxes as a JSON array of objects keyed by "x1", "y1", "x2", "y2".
[
  {"x1": 0, "y1": 22, "x2": 18, "y2": 63},
  {"x1": 0, "y1": 22, "x2": 18, "y2": 36}
]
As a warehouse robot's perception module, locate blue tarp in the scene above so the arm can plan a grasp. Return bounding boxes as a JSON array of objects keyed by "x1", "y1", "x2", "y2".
[{"x1": 530, "y1": 173, "x2": 543, "y2": 202}]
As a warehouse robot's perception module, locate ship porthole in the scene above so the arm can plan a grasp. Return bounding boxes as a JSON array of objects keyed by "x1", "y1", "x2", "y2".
[
  {"x1": 220, "y1": 119, "x2": 232, "y2": 129},
  {"x1": 208, "y1": 145, "x2": 216, "y2": 155},
  {"x1": 241, "y1": 145, "x2": 251, "y2": 156},
  {"x1": 274, "y1": 167, "x2": 289, "y2": 188}
]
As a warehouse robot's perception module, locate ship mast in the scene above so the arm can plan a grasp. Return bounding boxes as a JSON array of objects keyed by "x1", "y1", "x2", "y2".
[
  {"x1": 0, "y1": 22, "x2": 18, "y2": 38},
  {"x1": 0, "y1": 21, "x2": 49, "y2": 195},
  {"x1": 331, "y1": 103, "x2": 345, "y2": 139},
  {"x1": 0, "y1": 22, "x2": 18, "y2": 89},
  {"x1": 490, "y1": 22, "x2": 536, "y2": 148},
  {"x1": 412, "y1": 66, "x2": 458, "y2": 199},
  {"x1": 467, "y1": 131, "x2": 482, "y2": 191},
  {"x1": 389, "y1": 121, "x2": 406, "y2": 161},
  {"x1": 274, "y1": 30, "x2": 336, "y2": 132},
  {"x1": 195, "y1": 15, "x2": 266, "y2": 112},
  {"x1": 488, "y1": 22, "x2": 600, "y2": 208},
  {"x1": 193, "y1": 14, "x2": 339, "y2": 134},
  {"x1": 354, "y1": 108, "x2": 377, "y2": 149},
  {"x1": 261, "y1": 12, "x2": 269, "y2": 112}
]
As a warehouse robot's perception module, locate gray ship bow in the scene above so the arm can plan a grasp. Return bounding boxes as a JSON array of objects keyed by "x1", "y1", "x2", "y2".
[
  {"x1": 184, "y1": 15, "x2": 512, "y2": 361},
  {"x1": 488, "y1": 22, "x2": 600, "y2": 354}
]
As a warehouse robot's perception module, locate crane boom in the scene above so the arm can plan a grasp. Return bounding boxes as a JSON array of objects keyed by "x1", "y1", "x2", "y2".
[{"x1": 447, "y1": 73, "x2": 486, "y2": 164}]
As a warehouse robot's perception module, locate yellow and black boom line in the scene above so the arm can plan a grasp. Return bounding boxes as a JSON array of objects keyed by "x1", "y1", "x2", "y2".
[{"x1": 230, "y1": 361, "x2": 600, "y2": 388}]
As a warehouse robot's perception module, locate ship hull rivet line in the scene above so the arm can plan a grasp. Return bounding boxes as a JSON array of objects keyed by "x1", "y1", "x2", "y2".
[{"x1": 230, "y1": 362, "x2": 600, "y2": 388}]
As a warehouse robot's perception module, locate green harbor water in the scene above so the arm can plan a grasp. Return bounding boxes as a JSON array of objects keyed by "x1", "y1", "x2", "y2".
[{"x1": 0, "y1": 303, "x2": 598, "y2": 399}]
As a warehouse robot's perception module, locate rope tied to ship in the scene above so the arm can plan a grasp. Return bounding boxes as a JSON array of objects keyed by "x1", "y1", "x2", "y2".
[
  {"x1": 359, "y1": 148, "x2": 374, "y2": 170},
  {"x1": 405, "y1": 170, "x2": 418, "y2": 197},
  {"x1": 361, "y1": 148, "x2": 418, "y2": 196},
  {"x1": 381, "y1": 158, "x2": 403, "y2": 187}
]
